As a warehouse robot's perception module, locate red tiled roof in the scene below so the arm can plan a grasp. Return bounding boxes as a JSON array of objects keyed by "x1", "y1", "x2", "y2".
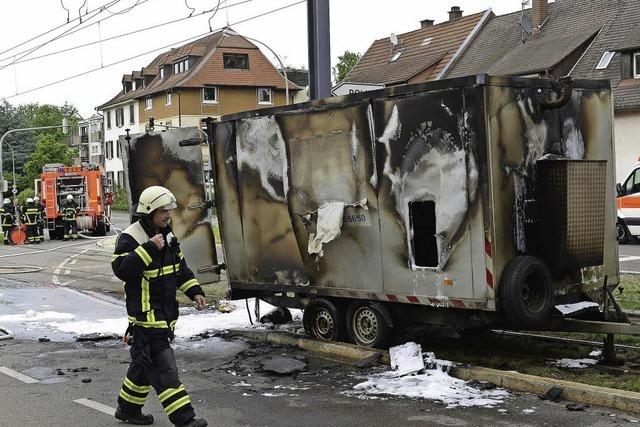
[
  {"x1": 98, "y1": 30, "x2": 299, "y2": 110},
  {"x1": 344, "y1": 11, "x2": 488, "y2": 85}
]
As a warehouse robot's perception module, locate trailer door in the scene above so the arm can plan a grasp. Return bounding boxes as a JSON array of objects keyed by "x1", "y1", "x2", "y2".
[{"x1": 120, "y1": 128, "x2": 220, "y2": 284}]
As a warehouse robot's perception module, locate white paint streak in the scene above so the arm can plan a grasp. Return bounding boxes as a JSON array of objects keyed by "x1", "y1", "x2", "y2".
[
  {"x1": 73, "y1": 398, "x2": 116, "y2": 416},
  {"x1": 562, "y1": 117, "x2": 585, "y2": 159},
  {"x1": 0, "y1": 367, "x2": 39, "y2": 384}
]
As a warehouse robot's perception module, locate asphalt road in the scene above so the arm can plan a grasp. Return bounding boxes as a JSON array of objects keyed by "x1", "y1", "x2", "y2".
[{"x1": 619, "y1": 241, "x2": 640, "y2": 273}]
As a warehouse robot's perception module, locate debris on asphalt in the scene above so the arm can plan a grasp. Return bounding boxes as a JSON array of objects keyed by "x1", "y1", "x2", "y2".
[
  {"x1": 540, "y1": 386, "x2": 563, "y2": 402},
  {"x1": 260, "y1": 307, "x2": 293, "y2": 325},
  {"x1": 566, "y1": 402, "x2": 589, "y2": 411},
  {"x1": 216, "y1": 301, "x2": 236, "y2": 313},
  {"x1": 467, "y1": 380, "x2": 497, "y2": 391},
  {"x1": 81, "y1": 378, "x2": 92, "y2": 383},
  {"x1": 76, "y1": 332, "x2": 119, "y2": 341},
  {"x1": 38, "y1": 337, "x2": 50, "y2": 342},
  {"x1": 261, "y1": 356, "x2": 307, "y2": 375},
  {"x1": 389, "y1": 342, "x2": 424, "y2": 375}
]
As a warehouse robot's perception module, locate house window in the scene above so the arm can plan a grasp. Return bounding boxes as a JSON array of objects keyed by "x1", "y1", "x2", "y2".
[
  {"x1": 203, "y1": 86, "x2": 218, "y2": 103},
  {"x1": 115, "y1": 108, "x2": 124, "y2": 127},
  {"x1": 635, "y1": 52, "x2": 640, "y2": 78},
  {"x1": 117, "y1": 171, "x2": 124, "y2": 186},
  {"x1": 116, "y1": 139, "x2": 121, "y2": 158},
  {"x1": 160, "y1": 68, "x2": 165, "y2": 79},
  {"x1": 223, "y1": 53, "x2": 249, "y2": 69},
  {"x1": 145, "y1": 96, "x2": 152, "y2": 110},
  {"x1": 389, "y1": 49, "x2": 405, "y2": 63},
  {"x1": 129, "y1": 104, "x2": 135, "y2": 124},
  {"x1": 106, "y1": 111, "x2": 111, "y2": 129},
  {"x1": 133, "y1": 81, "x2": 137, "y2": 91},
  {"x1": 165, "y1": 90, "x2": 172, "y2": 106},
  {"x1": 173, "y1": 59, "x2": 189, "y2": 74},
  {"x1": 105, "y1": 140, "x2": 113, "y2": 160},
  {"x1": 257, "y1": 87, "x2": 272, "y2": 104},
  {"x1": 596, "y1": 51, "x2": 615, "y2": 70}
]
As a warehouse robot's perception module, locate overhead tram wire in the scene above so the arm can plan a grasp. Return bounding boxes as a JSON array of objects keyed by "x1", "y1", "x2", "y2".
[
  {"x1": 0, "y1": 0, "x2": 150, "y2": 71},
  {"x1": 0, "y1": 0, "x2": 122, "y2": 59},
  {"x1": 2, "y1": 0, "x2": 306, "y2": 100},
  {"x1": 7, "y1": 0, "x2": 257, "y2": 66}
]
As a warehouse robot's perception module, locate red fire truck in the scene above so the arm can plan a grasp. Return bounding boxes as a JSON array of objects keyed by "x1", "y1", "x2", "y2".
[{"x1": 35, "y1": 164, "x2": 111, "y2": 239}]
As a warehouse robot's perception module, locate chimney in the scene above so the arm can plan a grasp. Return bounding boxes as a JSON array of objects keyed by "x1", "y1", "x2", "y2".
[
  {"x1": 448, "y1": 6, "x2": 463, "y2": 21},
  {"x1": 532, "y1": 0, "x2": 549, "y2": 30},
  {"x1": 420, "y1": 18, "x2": 434, "y2": 29}
]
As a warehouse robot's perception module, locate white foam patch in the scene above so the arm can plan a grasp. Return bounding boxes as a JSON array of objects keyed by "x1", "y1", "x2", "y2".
[
  {"x1": 45, "y1": 299, "x2": 303, "y2": 339},
  {"x1": 562, "y1": 117, "x2": 585, "y2": 160},
  {"x1": 0, "y1": 310, "x2": 75, "y2": 322},
  {"x1": 389, "y1": 342, "x2": 425, "y2": 376},
  {"x1": 350, "y1": 351, "x2": 508, "y2": 408},
  {"x1": 555, "y1": 301, "x2": 599, "y2": 315},
  {"x1": 553, "y1": 358, "x2": 598, "y2": 369}
]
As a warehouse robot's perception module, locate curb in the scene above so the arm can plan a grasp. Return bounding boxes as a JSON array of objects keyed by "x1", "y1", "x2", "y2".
[
  {"x1": 230, "y1": 329, "x2": 640, "y2": 414},
  {"x1": 451, "y1": 365, "x2": 640, "y2": 415}
]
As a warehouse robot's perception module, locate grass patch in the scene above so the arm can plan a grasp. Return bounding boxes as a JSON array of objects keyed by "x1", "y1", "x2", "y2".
[
  {"x1": 176, "y1": 280, "x2": 229, "y2": 308},
  {"x1": 618, "y1": 274, "x2": 640, "y2": 311}
]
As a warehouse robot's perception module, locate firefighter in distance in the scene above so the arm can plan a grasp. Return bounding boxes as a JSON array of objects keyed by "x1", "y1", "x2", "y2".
[
  {"x1": 34, "y1": 195, "x2": 45, "y2": 242},
  {"x1": 23, "y1": 198, "x2": 40, "y2": 244},
  {"x1": 0, "y1": 198, "x2": 15, "y2": 245},
  {"x1": 62, "y1": 194, "x2": 79, "y2": 240},
  {"x1": 111, "y1": 185, "x2": 208, "y2": 427}
]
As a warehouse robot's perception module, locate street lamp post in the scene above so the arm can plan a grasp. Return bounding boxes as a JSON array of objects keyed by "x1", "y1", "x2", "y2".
[
  {"x1": 0, "y1": 120, "x2": 68, "y2": 194},
  {"x1": 2, "y1": 142, "x2": 17, "y2": 199},
  {"x1": 222, "y1": 28, "x2": 290, "y2": 105}
]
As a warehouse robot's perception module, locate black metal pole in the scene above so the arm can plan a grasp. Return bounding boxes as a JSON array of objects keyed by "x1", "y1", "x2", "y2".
[{"x1": 307, "y1": 0, "x2": 331, "y2": 100}]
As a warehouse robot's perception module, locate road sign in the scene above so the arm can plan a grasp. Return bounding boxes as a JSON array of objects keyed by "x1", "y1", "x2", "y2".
[{"x1": 11, "y1": 188, "x2": 17, "y2": 195}]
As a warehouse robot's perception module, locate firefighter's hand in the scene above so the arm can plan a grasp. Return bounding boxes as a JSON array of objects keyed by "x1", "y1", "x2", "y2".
[
  {"x1": 194, "y1": 294, "x2": 206, "y2": 310},
  {"x1": 150, "y1": 234, "x2": 164, "y2": 250}
]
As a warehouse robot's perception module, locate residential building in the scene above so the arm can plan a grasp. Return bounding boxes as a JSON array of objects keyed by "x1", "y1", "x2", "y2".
[
  {"x1": 98, "y1": 29, "x2": 300, "y2": 183},
  {"x1": 332, "y1": 6, "x2": 492, "y2": 95},
  {"x1": 78, "y1": 115, "x2": 104, "y2": 167},
  {"x1": 447, "y1": 0, "x2": 640, "y2": 181}
]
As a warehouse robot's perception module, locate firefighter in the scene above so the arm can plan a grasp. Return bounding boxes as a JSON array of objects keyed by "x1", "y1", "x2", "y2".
[
  {"x1": 0, "y1": 198, "x2": 15, "y2": 245},
  {"x1": 112, "y1": 185, "x2": 208, "y2": 427},
  {"x1": 34, "y1": 196, "x2": 45, "y2": 243},
  {"x1": 62, "y1": 194, "x2": 79, "y2": 241},
  {"x1": 23, "y1": 198, "x2": 40, "y2": 244}
]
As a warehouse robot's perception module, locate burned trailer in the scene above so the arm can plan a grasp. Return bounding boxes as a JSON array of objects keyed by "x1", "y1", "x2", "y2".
[{"x1": 126, "y1": 75, "x2": 617, "y2": 348}]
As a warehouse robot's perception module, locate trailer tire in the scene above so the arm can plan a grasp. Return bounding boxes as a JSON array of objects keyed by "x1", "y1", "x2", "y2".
[
  {"x1": 499, "y1": 256, "x2": 553, "y2": 328},
  {"x1": 346, "y1": 302, "x2": 392, "y2": 348},
  {"x1": 617, "y1": 219, "x2": 631, "y2": 244},
  {"x1": 303, "y1": 298, "x2": 344, "y2": 342},
  {"x1": 94, "y1": 221, "x2": 106, "y2": 236}
]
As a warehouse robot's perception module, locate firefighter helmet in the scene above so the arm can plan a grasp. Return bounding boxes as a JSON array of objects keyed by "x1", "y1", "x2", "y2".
[
  {"x1": 3, "y1": 198, "x2": 10, "y2": 204},
  {"x1": 136, "y1": 186, "x2": 178, "y2": 214},
  {"x1": 26, "y1": 198, "x2": 34, "y2": 204},
  {"x1": 66, "y1": 195, "x2": 74, "y2": 201}
]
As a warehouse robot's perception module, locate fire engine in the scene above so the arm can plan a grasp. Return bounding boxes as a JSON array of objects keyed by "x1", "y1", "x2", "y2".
[{"x1": 35, "y1": 164, "x2": 111, "y2": 239}]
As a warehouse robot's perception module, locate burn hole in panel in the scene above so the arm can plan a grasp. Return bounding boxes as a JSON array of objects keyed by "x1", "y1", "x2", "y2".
[{"x1": 409, "y1": 200, "x2": 438, "y2": 267}]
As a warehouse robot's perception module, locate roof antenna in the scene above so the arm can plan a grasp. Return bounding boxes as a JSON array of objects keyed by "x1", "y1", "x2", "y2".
[{"x1": 519, "y1": 0, "x2": 532, "y2": 45}]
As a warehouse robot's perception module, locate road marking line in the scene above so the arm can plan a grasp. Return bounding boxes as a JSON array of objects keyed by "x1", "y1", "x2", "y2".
[
  {"x1": 111, "y1": 275, "x2": 121, "y2": 282},
  {"x1": 0, "y1": 367, "x2": 39, "y2": 384},
  {"x1": 0, "y1": 240, "x2": 89, "y2": 259},
  {"x1": 70, "y1": 259, "x2": 78, "y2": 265},
  {"x1": 64, "y1": 269, "x2": 71, "y2": 275},
  {"x1": 52, "y1": 248, "x2": 90, "y2": 286},
  {"x1": 620, "y1": 256, "x2": 640, "y2": 262},
  {"x1": 73, "y1": 398, "x2": 115, "y2": 416},
  {"x1": 87, "y1": 274, "x2": 104, "y2": 279}
]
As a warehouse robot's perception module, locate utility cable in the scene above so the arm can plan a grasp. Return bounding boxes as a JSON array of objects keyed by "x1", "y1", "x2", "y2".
[
  {"x1": 7, "y1": 0, "x2": 256, "y2": 66},
  {"x1": 0, "y1": 0, "x2": 122, "y2": 59},
  {"x1": 0, "y1": 1, "x2": 126, "y2": 72},
  {"x1": 2, "y1": 0, "x2": 305, "y2": 100},
  {"x1": 103, "y1": 0, "x2": 141, "y2": 15}
]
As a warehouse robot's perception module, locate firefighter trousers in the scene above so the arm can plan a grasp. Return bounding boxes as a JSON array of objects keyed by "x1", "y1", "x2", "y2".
[
  {"x1": 37, "y1": 221, "x2": 44, "y2": 242},
  {"x1": 1, "y1": 225, "x2": 11, "y2": 244},
  {"x1": 117, "y1": 330, "x2": 196, "y2": 426},
  {"x1": 63, "y1": 220, "x2": 77, "y2": 240},
  {"x1": 26, "y1": 223, "x2": 39, "y2": 244}
]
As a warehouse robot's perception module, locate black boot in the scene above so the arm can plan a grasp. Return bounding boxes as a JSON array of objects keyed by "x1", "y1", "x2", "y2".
[
  {"x1": 178, "y1": 418, "x2": 208, "y2": 427},
  {"x1": 114, "y1": 407, "x2": 154, "y2": 425}
]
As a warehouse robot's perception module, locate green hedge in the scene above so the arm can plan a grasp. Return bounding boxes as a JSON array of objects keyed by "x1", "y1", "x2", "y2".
[{"x1": 112, "y1": 185, "x2": 129, "y2": 211}]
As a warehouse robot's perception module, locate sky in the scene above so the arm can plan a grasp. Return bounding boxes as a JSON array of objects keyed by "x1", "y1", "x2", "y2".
[{"x1": 0, "y1": 0, "x2": 528, "y2": 118}]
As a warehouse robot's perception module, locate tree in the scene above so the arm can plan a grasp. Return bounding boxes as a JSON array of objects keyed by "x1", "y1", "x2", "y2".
[
  {"x1": 19, "y1": 134, "x2": 76, "y2": 191},
  {"x1": 333, "y1": 51, "x2": 362, "y2": 84}
]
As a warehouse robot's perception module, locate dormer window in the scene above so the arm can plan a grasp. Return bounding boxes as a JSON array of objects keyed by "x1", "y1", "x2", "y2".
[
  {"x1": 596, "y1": 51, "x2": 615, "y2": 70},
  {"x1": 389, "y1": 49, "x2": 405, "y2": 63},
  {"x1": 160, "y1": 68, "x2": 165, "y2": 80},
  {"x1": 223, "y1": 53, "x2": 249, "y2": 69},
  {"x1": 635, "y1": 52, "x2": 640, "y2": 79},
  {"x1": 173, "y1": 59, "x2": 189, "y2": 74},
  {"x1": 123, "y1": 82, "x2": 132, "y2": 93},
  {"x1": 133, "y1": 81, "x2": 137, "y2": 91}
]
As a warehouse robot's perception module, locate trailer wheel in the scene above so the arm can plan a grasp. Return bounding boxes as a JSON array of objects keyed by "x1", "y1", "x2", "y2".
[
  {"x1": 499, "y1": 256, "x2": 553, "y2": 328},
  {"x1": 94, "y1": 221, "x2": 106, "y2": 236},
  {"x1": 303, "y1": 298, "x2": 344, "y2": 342},
  {"x1": 617, "y1": 219, "x2": 631, "y2": 244},
  {"x1": 346, "y1": 302, "x2": 392, "y2": 348}
]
